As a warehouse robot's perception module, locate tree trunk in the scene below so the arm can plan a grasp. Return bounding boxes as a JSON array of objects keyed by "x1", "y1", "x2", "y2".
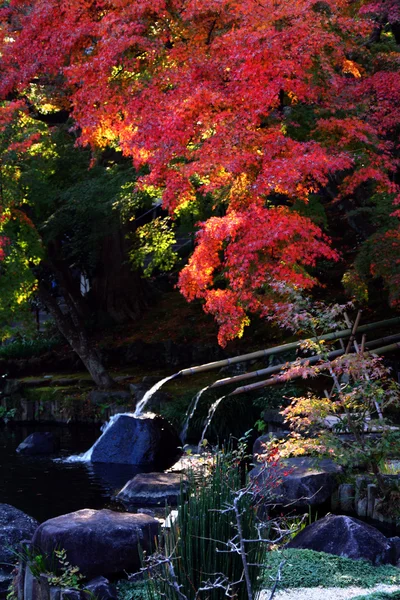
[
  {"x1": 37, "y1": 278, "x2": 115, "y2": 389},
  {"x1": 89, "y1": 228, "x2": 151, "y2": 324}
]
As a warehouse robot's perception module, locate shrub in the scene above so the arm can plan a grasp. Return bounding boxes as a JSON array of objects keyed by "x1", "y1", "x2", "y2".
[{"x1": 0, "y1": 334, "x2": 62, "y2": 359}]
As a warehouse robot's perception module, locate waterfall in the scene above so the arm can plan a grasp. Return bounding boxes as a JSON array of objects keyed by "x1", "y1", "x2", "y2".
[
  {"x1": 180, "y1": 386, "x2": 209, "y2": 444},
  {"x1": 134, "y1": 373, "x2": 179, "y2": 416},
  {"x1": 65, "y1": 373, "x2": 179, "y2": 462},
  {"x1": 198, "y1": 396, "x2": 225, "y2": 451}
]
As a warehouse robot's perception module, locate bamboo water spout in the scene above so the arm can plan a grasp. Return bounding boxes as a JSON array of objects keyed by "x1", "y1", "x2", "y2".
[
  {"x1": 228, "y1": 337, "x2": 400, "y2": 397},
  {"x1": 177, "y1": 317, "x2": 400, "y2": 378},
  {"x1": 209, "y1": 332, "x2": 400, "y2": 391}
]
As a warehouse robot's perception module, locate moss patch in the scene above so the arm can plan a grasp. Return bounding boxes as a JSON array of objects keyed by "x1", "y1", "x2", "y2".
[
  {"x1": 263, "y1": 549, "x2": 400, "y2": 589},
  {"x1": 24, "y1": 386, "x2": 83, "y2": 403}
]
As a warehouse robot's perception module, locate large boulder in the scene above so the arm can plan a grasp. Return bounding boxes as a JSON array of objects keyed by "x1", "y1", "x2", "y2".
[
  {"x1": 287, "y1": 514, "x2": 397, "y2": 565},
  {"x1": 250, "y1": 457, "x2": 342, "y2": 507},
  {"x1": 16, "y1": 432, "x2": 59, "y2": 455},
  {"x1": 0, "y1": 504, "x2": 39, "y2": 595},
  {"x1": 90, "y1": 414, "x2": 181, "y2": 469},
  {"x1": 32, "y1": 509, "x2": 159, "y2": 580},
  {"x1": 116, "y1": 472, "x2": 188, "y2": 508}
]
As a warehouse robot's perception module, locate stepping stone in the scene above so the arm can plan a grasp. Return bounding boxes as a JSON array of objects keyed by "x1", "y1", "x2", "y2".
[{"x1": 116, "y1": 472, "x2": 188, "y2": 508}]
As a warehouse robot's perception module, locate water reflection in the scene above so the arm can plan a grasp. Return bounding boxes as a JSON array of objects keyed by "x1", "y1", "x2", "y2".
[{"x1": 0, "y1": 423, "x2": 147, "y2": 523}]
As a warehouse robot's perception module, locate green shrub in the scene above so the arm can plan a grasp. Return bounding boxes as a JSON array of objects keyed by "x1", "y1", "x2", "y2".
[{"x1": 0, "y1": 334, "x2": 62, "y2": 359}]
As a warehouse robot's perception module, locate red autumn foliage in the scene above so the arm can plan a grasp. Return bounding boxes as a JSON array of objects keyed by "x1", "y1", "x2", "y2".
[{"x1": 0, "y1": 0, "x2": 399, "y2": 343}]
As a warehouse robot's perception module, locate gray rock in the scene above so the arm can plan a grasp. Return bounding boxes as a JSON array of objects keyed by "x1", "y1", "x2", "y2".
[
  {"x1": 90, "y1": 414, "x2": 181, "y2": 469},
  {"x1": 357, "y1": 497, "x2": 368, "y2": 518},
  {"x1": 287, "y1": 514, "x2": 394, "y2": 565},
  {"x1": 116, "y1": 472, "x2": 187, "y2": 508},
  {"x1": 23, "y1": 564, "x2": 37, "y2": 600},
  {"x1": 16, "y1": 432, "x2": 59, "y2": 456},
  {"x1": 84, "y1": 577, "x2": 117, "y2": 600},
  {"x1": 390, "y1": 537, "x2": 400, "y2": 564},
  {"x1": 355, "y1": 475, "x2": 372, "y2": 504},
  {"x1": 338, "y1": 483, "x2": 355, "y2": 512},
  {"x1": 49, "y1": 588, "x2": 61, "y2": 600},
  {"x1": 137, "y1": 508, "x2": 156, "y2": 517},
  {"x1": 367, "y1": 483, "x2": 379, "y2": 518},
  {"x1": 0, "y1": 504, "x2": 39, "y2": 567},
  {"x1": 39, "y1": 573, "x2": 51, "y2": 600},
  {"x1": 32, "y1": 509, "x2": 159, "y2": 580},
  {"x1": 60, "y1": 589, "x2": 80, "y2": 600},
  {"x1": 0, "y1": 568, "x2": 15, "y2": 598},
  {"x1": 250, "y1": 457, "x2": 342, "y2": 507}
]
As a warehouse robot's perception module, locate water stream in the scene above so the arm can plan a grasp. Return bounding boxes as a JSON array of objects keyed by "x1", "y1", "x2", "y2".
[
  {"x1": 134, "y1": 373, "x2": 179, "y2": 416},
  {"x1": 180, "y1": 386, "x2": 209, "y2": 444},
  {"x1": 198, "y1": 396, "x2": 225, "y2": 451}
]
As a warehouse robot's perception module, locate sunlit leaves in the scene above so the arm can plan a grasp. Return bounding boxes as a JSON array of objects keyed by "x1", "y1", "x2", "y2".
[
  {"x1": 0, "y1": 0, "x2": 399, "y2": 342},
  {"x1": 130, "y1": 216, "x2": 178, "y2": 277}
]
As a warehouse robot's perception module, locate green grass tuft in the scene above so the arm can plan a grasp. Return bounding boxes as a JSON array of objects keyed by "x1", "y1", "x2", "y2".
[{"x1": 263, "y1": 549, "x2": 400, "y2": 589}]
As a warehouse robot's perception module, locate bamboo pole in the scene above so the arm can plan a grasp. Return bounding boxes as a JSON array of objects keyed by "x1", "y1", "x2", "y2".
[
  {"x1": 345, "y1": 312, "x2": 383, "y2": 420},
  {"x1": 228, "y1": 338, "x2": 400, "y2": 396},
  {"x1": 178, "y1": 317, "x2": 400, "y2": 377},
  {"x1": 344, "y1": 310, "x2": 362, "y2": 354},
  {"x1": 209, "y1": 332, "x2": 400, "y2": 390}
]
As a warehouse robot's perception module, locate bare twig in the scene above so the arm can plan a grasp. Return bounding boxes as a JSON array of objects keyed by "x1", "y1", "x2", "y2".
[{"x1": 267, "y1": 560, "x2": 286, "y2": 600}]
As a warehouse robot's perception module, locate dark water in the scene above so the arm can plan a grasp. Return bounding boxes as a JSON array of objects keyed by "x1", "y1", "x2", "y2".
[{"x1": 0, "y1": 423, "x2": 147, "y2": 523}]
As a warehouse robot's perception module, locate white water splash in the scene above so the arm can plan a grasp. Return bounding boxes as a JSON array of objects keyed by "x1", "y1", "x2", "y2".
[
  {"x1": 65, "y1": 374, "x2": 178, "y2": 463},
  {"x1": 180, "y1": 386, "x2": 209, "y2": 444},
  {"x1": 198, "y1": 396, "x2": 225, "y2": 451},
  {"x1": 134, "y1": 373, "x2": 178, "y2": 416},
  {"x1": 65, "y1": 412, "x2": 137, "y2": 462}
]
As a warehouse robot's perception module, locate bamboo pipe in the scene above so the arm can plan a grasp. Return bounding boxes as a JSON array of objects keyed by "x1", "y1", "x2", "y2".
[
  {"x1": 207, "y1": 332, "x2": 400, "y2": 390},
  {"x1": 178, "y1": 317, "x2": 400, "y2": 377},
  {"x1": 368, "y1": 341, "x2": 400, "y2": 356},
  {"x1": 228, "y1": 339, "x2": 400, "y2": 396}
]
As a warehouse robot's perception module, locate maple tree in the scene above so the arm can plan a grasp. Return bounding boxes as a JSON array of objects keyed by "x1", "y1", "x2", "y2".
[{"x1": 0, "y1": 0, "x2": 399, "y2": 354}]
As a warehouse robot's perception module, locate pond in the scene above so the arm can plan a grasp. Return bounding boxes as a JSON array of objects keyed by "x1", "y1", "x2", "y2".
[{"x1": 0, "y1": 423, "x2": 148, "y2": 523}]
